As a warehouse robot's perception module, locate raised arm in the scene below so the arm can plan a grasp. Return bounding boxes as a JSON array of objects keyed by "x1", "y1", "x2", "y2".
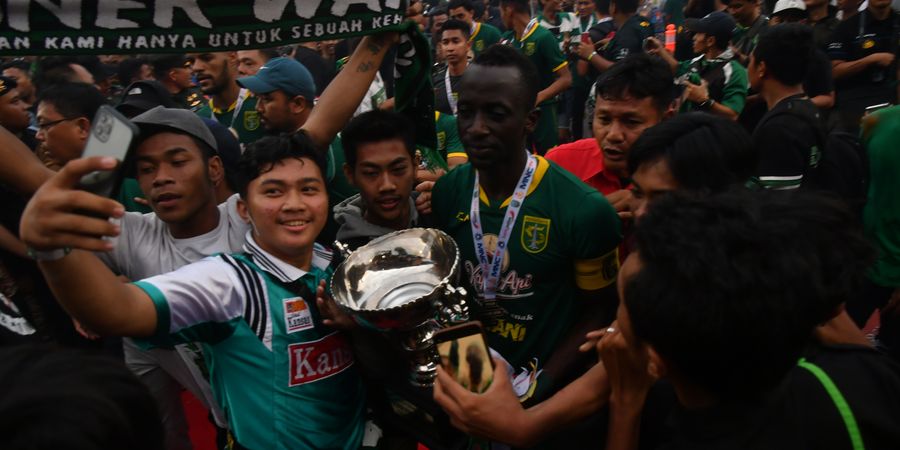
[
  {"x1": 19, "y1": 157, "x2": 157, "y2": 337},
  {"x1": 302, "y1": 33, "x2": 399, "y2": 148},
  {"x1": 0, "y1": 126, "x2": 53, "y2": 194}
]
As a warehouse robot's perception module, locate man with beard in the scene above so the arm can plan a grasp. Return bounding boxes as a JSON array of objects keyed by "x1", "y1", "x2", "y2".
[{"x1": 192, "y1": 52, "x2": 265, "y2": 145}]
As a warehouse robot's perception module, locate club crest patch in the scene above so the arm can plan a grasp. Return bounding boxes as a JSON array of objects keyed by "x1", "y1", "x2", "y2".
[
  {"x1": 521, "y1": 215, "x2": 550, "y2": 254},
  {"x1": 243, "y1": 111, "x2": 260, "y2": 131}
]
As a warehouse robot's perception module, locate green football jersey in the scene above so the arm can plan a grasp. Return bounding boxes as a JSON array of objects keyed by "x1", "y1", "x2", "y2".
[
  {"x1": 321, "y1": 135, "x2": 359, "y2": 246},
  {"x1": 135, "y1": 237, "x2": 365, "y2": 450},
  {"x1": 502, "y1": 23, "x2": 568, "y2": 106},
  {"x1": 470, "y1": 21, "x2": 503, "y2": 56},
  {"x1": 432, "y1": 157, "x2": 621, "y2": 401},
  {"x1": 195, "y1": 91, "x2": 266, "y2": 146}
]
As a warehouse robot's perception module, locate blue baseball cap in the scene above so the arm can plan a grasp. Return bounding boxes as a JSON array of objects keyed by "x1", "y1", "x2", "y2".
[{"x1": 237, "y1": 57, "x2": 316, "y2": 101}]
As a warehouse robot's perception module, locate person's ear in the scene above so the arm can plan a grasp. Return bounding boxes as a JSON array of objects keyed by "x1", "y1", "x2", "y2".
[
  {"x1": 75, "y1": 117, "x2": 91, "y2": 140},
  {"x1": 290, "y1": 95, "x2": 309, "y2": 115},
  {"x1": 647, "y1": 346, "x2": 667, "y2": 379},
  {"x1": 207, "y1": 155, "x2": 224, "y2": 187},
  {"x1": 525, "y1": 108, "x2": 541, "y2": 135},
  {"x1": 343, "y1": 162, "x2": 356, "y2": 187},
  {"x1": 226, "y1": 52, "x2": 239, "y2": 70},
  {"x1": 236, "y1": 196, "x2": 250, "y2": 223}
]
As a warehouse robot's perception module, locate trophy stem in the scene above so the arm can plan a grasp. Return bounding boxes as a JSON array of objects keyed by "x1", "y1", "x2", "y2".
[{"x1": 401, "y1": 320, "x2": 441, "y2": 387}]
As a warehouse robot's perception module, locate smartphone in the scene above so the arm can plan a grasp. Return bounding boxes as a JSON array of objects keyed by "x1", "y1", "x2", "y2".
[
  {"x1": 78, "y1": 105, "x2": 139, "y2": 198},
  {"x1": 864, "y1": 102, "x2": 891, "y2": 116},
  {"x1": 433, "y1": 321, "x2": 494, "y2": 393}
]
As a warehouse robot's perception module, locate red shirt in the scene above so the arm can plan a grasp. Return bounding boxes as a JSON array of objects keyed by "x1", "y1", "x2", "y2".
[{"x1": 545, "y1": 138, "x2": 623, "y2": 195}]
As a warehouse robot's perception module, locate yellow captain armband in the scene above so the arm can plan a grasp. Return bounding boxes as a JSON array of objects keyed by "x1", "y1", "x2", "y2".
[{"x1": 574, "y1": 248, "x2": 620, "y2": 290}]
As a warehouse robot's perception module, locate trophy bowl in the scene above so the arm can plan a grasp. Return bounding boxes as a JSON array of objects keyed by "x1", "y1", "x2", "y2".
[{"x1": 331, "y1": 228, "x2": 469, "y2": 386}]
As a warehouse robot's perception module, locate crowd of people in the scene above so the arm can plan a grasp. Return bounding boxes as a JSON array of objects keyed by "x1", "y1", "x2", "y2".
[{"x1": 1, "y1": 0, "x2": 899, "y2": 449}]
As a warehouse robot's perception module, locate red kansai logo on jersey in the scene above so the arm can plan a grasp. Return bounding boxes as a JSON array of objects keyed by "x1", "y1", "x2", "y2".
[{"x1": 288, "y1": 332, "x2": 354, "y2": 386}]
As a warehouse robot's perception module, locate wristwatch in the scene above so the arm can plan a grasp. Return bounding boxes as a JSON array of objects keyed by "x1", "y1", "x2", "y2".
[
  {"x1": 27, "y1": 247, "x2": 72, "y2": 261},
  {"x1": 698, "y1": 98, "x2": 716, "y2": 110},
  {"x1": 585, "y1": 51, "x2": 598, "y2": 62}
]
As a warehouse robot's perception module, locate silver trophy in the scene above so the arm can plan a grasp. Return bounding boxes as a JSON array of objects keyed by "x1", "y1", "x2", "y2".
[{"x1": 331, "y1": 228, "x2": 469, "y2": 386}]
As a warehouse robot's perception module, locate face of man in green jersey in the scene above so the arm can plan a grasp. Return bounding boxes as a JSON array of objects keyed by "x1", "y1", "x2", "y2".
[{"x1": 457, "y1": 64, "x2": 534, "y2": 171}]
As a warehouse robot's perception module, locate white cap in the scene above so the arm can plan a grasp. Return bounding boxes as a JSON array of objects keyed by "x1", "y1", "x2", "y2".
[{"x1": 773, "y1": 0, "x2": 807, "y2": 14}]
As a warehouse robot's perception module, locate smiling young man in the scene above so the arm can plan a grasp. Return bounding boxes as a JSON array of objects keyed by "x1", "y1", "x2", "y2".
[
  {"x1": 191, "y1": 52, "x2": 266, "y2": 146},
  {"x1": 18, "y1": 34, "x2": 396, "y2": 450},
  {"x1": 430, "y1": 44, "x2": 621, "y2": 447},
  {"x1": 19, "y1": 134, "x2": 365, "y2": 450},
  {"x1": 333, "y1": 110, "x2": 421, "y2": 251}
]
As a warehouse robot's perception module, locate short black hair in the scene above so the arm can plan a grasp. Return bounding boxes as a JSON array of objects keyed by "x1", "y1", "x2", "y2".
[
  {"x1": 471, "y1": 44, "x2": 540, "y2": 113},
  {"x1": 596, "y1": 0, "x2": 611, "y2": 14},
  {"x1": 236, "y1": 131, "x2": 327, "y2": 198},
  {"x1": 611, "y1": 0, "x2": 639, "y2": 14},
  {"x1": 342, "y1": 109, "x2": 416, "y2": 168},
  {"x1": 752, "y1": 24, "x2": 813, "y2": 86},
  {"x1": 151, "y1": 54, "x2": 190, "y2": 79},
  {"x1": 627, "y1": 112, "x2": 757, "y2": 191},
  {"x1": 34, "y1": 56, "x2": 84, "y2": 92},
  {"x1": 595, "y1": 53, "x2": 675, "y2": 112},
  {"x1": 36, "y1": 82, "x2": 107, "y2": 121},
  {"x1": 255, "y1": 47, "x2": 282, "y2": 61},
  {"x1": 0, "y1": 345, "x2": 163, "y2": 450},
  {"x1": 627, "y1": 189, "x2": 874, "y2": 399},
  {"x1": 500, "y1": 0, "x2": 530, "y2": 12},
  {"x1": 441, "y1": 18, "x2": 473, "y2": 39},
  {"x1": 117, "y1": 58, "x2": 150, "y2": 86},
  {"x1": 448, "y1": 0, "x2": 475, "y2": 11},
  {"x1": 0, "y1": 59, "x2": 30, "y2": 74}
]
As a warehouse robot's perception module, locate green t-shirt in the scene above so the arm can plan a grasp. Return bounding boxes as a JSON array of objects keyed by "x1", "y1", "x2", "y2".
[
  {"x1": 432, "y1": 157, "x2": 622, "y2": 401},
  {"x1": 135, "y1": 246, "x2": 365, "y2": 450},
  {"x1": 503, "y1": 23, "x2": 569, "y2": 106},
  {"x1": 436, "y1": 111, "x2": 464, "y2": 162},
  {"x1": 195, "y1": 91, "x2": 266, "y2": 146},
  {"x1": 470, "y1": 21, "x2": 504, "y2": 56},
  {"x1": 863, "y1": 105, "x2": 900, "y2": 287},
  {"x1": 676, "y1": 54, "x2": 749, "y2": 115}
]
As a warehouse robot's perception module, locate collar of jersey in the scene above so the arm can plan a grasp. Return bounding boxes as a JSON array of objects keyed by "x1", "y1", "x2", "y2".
[
  {"x1": 469, "y1": 22, "x2": 482, "y2": 41},
  {"x1": 243, "y1": 233, "x2": 310, "y2": 283},
  {"x1": 210, "y1": 90, "x2": 251, "y2": 114},
  {"x1": 517, "y1": 19, "x2": 540, "y2": 42},
  {"x1": 478, "y1": 155, "x2": 549, "y2": 208}
]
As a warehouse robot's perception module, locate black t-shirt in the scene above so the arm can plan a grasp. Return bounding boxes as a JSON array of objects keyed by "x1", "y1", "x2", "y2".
[
  {"x1": 658, "y1": 344, "x2": 900, "y2": 450},
  {"x1": 826, "y1": 9, "x2": 900, "y2": 94},
  {"x1": 602, "y1": 14, "x2": 653, "y2": 62},
  {"x1": 753, "y1": 95, "x2": 822, "y2": 190}
]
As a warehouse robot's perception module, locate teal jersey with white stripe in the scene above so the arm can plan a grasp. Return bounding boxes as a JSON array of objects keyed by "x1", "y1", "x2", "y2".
[{"x1": 134, "y1": 237, "x2": 365, "y2": 450}]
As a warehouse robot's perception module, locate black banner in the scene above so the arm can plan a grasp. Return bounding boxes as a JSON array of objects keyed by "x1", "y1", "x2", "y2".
[{"x1": 0, "y1": 0, "x2": 407, "y2": 55}]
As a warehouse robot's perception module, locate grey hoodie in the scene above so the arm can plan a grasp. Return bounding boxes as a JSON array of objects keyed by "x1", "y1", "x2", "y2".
[{"x1": 333, "y1": 193, "x2": 420, "y2": 250}]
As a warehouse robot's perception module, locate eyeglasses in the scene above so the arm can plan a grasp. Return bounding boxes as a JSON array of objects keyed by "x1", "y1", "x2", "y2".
[{"x1": 36, "y1": 117, "x2": 77, "y2": 131}]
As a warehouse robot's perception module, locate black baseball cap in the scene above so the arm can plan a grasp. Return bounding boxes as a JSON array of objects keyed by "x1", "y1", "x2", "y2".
[
  {"x1": 685, "y1": 11, "x2": 737, "y2": 40},
  {"x1": 116, "y1": 80, "x2": 179, "y2": 119}
]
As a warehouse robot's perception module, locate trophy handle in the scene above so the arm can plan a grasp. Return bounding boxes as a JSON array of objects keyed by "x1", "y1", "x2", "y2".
[
  {"x1": 434, "y1": 284, "x2": 470, "y2": 325},
  {"x1": 333, "y1": 240, "x2": 352, "y2": 261}
]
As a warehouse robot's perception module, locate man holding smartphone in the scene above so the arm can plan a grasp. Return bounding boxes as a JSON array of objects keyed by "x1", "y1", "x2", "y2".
[{"x1": 21, "y1": 33, "x2": 397, "y2": 450}]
